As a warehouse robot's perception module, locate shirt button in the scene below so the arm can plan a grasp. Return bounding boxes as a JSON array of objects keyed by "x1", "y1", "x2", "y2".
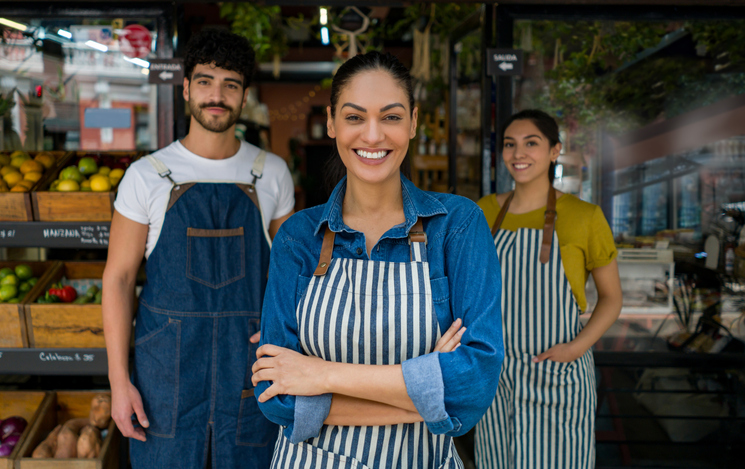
[{"x1": 356, "y1": 247, "x2": 363, "y2": 255}]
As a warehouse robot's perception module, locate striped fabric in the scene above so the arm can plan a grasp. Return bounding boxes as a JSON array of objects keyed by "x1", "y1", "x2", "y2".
[
  {"x1": 271, "y1": 238, "x2": 464, "y2": 469},
  {"x1": 475, "y1": 228, "x2": 596, "y2": 469}
]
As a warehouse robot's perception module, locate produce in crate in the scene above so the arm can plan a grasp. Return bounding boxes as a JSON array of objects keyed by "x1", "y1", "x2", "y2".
[
  {"x1": 0, "y1": 415, "x2": 27, "y2": 456},
  {"x1": 0, "y1": 264, "x2": 39, "y2": 303},
  {"x1": 31, "y1": 394, "x2": 111, "y2": 459},
  {"x1": 0, "y1": 151, "x2": 57, "y2": 192},
  {"x1": 37, "y1": 283, "x2": 101, "y2": 304},
  {"x1": 48, "y1": 153, "x2": 128, "y2": 192}
]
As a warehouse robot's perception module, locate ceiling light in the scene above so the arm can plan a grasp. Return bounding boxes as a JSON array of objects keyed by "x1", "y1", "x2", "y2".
[
  {"x1": 321, "y1": 26, "x2": 329, "y2": 45},
  {"x1": 123, "y1": 56, "x2": 150, "y2": 68},
  {"x1": 320, "y1": 8, "x2": 328, "y2": 26},
  {"x1": 57, "y1": 29, "x2": 72, "y2": 39},
  {"x1": 0, "y1": 18, "x2": 27, "y2": 31},
  {"x1": 85, "y1": 40, "x2": 108, "y2": 52}
]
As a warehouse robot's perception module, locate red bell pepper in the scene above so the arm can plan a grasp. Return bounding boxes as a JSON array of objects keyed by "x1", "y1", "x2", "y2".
[{"x1": 48, "y1": 284, "x2": 77, "y2": 303}]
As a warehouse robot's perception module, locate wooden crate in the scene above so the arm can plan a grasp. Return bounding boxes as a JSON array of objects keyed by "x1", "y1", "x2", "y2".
[
  {"x1": 25, "y1": 262, "x2": 105, "y2": 349},
  {"x1": 16, "y1": 391, "x2": 119, "y2": 469},
  {"x1": 0, "y1": 391, "x2": 52, "y2": 469},
  {"x1": 0, "y1": 261, "x2": 58, "y2": 348},
  {"x1": 0, "y1": 152, "x2": 71, "y2": 222},
  {"x1": 32, "y1": 151, "x2": 141, "y2": 222}
]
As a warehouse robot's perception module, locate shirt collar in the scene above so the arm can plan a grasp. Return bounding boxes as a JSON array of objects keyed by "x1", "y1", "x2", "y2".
[{"x1": 313, "y1": 173, "x2": 449, "y2": 237}]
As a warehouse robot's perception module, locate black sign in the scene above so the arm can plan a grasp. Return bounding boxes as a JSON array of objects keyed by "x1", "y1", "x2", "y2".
[
  {"x1": 0, "y1": 223, "x2": 110, "y2": 249},
  {"x1": 0, "y1": 348, "x2": 108, "y2": 375},
  {"x1": 486, "y1": 49, "x2": 524, "y2": 76},
  {"x1": 148, "y1": 58, "x2": 185, "y2": 84}
]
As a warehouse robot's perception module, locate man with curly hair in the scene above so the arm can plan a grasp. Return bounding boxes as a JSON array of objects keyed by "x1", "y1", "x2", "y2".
[{"x1": 103, "y1": 28, "x2": 293, "y2": 468}]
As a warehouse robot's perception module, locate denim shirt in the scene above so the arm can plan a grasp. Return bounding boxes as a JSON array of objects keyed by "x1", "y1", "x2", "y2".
[{"x1": 256, "y1": 174, "x2": 504, "y2": 443}]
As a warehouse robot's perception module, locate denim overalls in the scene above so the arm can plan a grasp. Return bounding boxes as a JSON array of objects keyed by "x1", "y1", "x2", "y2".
[{"x1": 129, "y1": 153, "x2": 277, "y2": 468}]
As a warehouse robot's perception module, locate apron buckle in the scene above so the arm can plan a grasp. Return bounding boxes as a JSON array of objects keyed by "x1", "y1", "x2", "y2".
[{"x1": 408, "y1": 231, "x2": 427, "y2": 245}]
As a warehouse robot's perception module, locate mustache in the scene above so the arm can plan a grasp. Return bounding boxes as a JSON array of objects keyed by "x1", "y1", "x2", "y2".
[{"x1": 200, "y1": 102, "x2": 232, "y2": 110}]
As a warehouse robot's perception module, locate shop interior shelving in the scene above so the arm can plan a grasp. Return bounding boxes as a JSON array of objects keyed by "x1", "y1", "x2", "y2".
[{"x1": 0, "y1": 222, "x2": 110, "y2": 375}]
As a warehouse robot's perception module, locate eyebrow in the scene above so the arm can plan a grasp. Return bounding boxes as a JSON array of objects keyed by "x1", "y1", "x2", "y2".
[
  {"x1": 504, "y1": 134, "x2": 543, "y2": 140},
  {"x1": 341, "y1": 103, "x2": 406, "y2": 112},
  {"x1": 192, "y1": 72, "x2": 243, "y2": 86}
]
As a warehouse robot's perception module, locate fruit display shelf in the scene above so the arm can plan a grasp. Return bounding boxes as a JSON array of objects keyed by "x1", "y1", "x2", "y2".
[
  {"x1": 32, "y1": 151, "x2": 142, "y2": 222},
  {"x1": 0, "y1": 222, "x2": 110, "y2": 249},
  {"x1": 0, "y1": 151, "x2": 71, "y2": 222}
]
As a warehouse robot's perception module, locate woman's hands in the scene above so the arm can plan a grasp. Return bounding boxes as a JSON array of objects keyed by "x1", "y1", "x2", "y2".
[
  {"x1": 532, "y1": 341, "x2": 584, "y2": 363},
  {"x1": 434, "y1": 318, "x2": 465, "y2": 353},
  {"x1": 253, "y1": 318, "x2": 466, "y2": 402}
]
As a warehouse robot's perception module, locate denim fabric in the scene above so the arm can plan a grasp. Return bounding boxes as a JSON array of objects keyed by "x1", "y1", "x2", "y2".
[
  {"x1": 257, "y1": 174, "x2": 504, "y2": 440},
  {"x1": 131, "y1": 182, "x2": 277, "y2": 469}
]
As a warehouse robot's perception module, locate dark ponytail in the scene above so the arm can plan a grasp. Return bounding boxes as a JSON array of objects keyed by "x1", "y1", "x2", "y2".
[{"x1": 501, "y1": 109, "x2": 560, "y2": 182}]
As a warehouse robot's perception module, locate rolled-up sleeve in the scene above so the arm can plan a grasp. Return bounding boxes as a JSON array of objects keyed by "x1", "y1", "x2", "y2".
[
  {"x1": 256, "y1": 227, "x2": 332, "y2": 443},
  {"x1": 401, "y1": 206, "x2": 504, "y2": 436}
]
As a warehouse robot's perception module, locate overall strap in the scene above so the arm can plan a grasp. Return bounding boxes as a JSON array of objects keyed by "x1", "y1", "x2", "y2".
[
  {"x1": 250, "y1": 150, "x2": 267, "y2": 186},
  {"x1": 314, "y1": 227, "x2": 336, "y2": 276},
  {"x1": 491, "y1": 187, "x2": 557, "y2": 264},
  {"x1": 408, "y1": 218, "x2": 428, "y2": 262},
  {"x1": 146, "y1": 155, "x2": 177, "y2": 185}
]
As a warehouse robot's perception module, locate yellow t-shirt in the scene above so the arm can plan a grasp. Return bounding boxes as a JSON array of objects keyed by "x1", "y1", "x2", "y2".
[{"x1": 478, "y1": 193, "x2": 617, "y2": 312}]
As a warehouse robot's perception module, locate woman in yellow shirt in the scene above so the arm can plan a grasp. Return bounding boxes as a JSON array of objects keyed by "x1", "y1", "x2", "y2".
[{"x1": 474, "y1": 109, "x2": 622, "y2": 469}]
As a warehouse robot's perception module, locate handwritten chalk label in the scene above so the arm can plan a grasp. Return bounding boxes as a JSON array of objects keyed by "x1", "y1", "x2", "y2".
[
  {"x1": 0, "y1": 230, "x2": 16, "y2": 239},
  {"x1": 41, "y1": 225, "x2": 109, "y2": 246},
  {"x1": 39, "y1": 351, "x2": 75, "y2": 362}
]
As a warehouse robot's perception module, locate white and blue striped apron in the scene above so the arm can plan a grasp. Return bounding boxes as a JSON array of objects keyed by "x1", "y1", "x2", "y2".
[
  {"x1": 475, "y1": 189, "x2": 596, "y2": 469},
  {"x1": 272, "y1": 219, "x2": 464, "y2": 469}
]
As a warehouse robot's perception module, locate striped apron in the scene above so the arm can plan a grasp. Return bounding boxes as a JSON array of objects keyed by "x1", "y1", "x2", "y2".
[
  {"x1": 271, "y1": 219, "x2": 464, "y2": 469},
  {"x1": 475, "y1": 188, "x2": 596, "y2": 469}
]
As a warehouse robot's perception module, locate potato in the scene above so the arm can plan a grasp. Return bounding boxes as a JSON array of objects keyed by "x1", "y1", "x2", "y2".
[
  {"x1": 89, "y1": 394, "x2": 111, "y2": 429},
  {"x1": 32, "y1": 424, "x2": 61, "y2": 458},
  {"x1": 76, "y1": 425, "x2": 102, "y2": 458},
  {"x1": 53, "y1": 418, "x2": 88, "y2": 458}
]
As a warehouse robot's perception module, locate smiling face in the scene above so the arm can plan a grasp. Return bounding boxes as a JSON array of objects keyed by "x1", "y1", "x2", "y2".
[
  {"x1": 327, "y1": 69, "x2": 417, "y2": 187},
  {"x1": 502, "y1": 119, "x2": 561, "y2": 185},
  {"x1": 184, "y1": 62, "x2": 248, "y2": 134}
]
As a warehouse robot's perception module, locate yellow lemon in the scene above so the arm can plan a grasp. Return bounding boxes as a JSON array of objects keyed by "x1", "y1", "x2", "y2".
[
  {"x1": 0, "y1": 166, "x2": 16, "y2": 177},
  {"x1": 3, "y1": 171, "x2": 23, "y2": 187},
  {"x1": 24, "y1": 171, "x2": 43, "y2": 183},
  {"x1": 19, "y1": 160, "x2": 43, "y2": 175},
  {"x1": 34, "y1": 153, "x2": 55, "y2": 170},
  {"x1": 9, "y1": 150, "x2": 29, "y2": 159},
  {"x1": 108, "y1": 168, "x2": 125, "y2": 180},
  {"x1": 90, "y1": 175, "x2": 112, "y2": 192},
  {"x1": 97, "y1": 166, "x2": 111, "y2": 176},
  {"x1": 15, "y1": 179, "x2": 34, "y2": 189},
  {"x1": 0, "y1": 154, "x2": 10, "y2": 166},
  {"x1": 10, "y1": 156, "x2": 30, "y2": 168},
  {"x1": 57, "y1": 179, "x2": 80, "y2": 192},
  {"x1": 80, "y1": 179, "x2": 91, "y2": 189},
  {"x1": 10, "y1": 184, "x2": 28, "y2": 192}
]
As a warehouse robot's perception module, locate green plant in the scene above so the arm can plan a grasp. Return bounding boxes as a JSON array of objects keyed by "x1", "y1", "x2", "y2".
[{"x1": 220, "y1": 3, "x2": 291, "y2": 63}]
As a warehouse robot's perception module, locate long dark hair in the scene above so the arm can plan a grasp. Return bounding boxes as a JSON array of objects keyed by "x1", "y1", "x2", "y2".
[
  {"x1": 324, "y1": 51, "x2": 414, "y2": 191},
  {"x1": 501, "y1": 109, "x2": 561, "y2": 182}
]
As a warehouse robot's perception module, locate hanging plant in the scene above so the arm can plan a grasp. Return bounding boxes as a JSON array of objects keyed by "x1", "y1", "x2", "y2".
[{"x1": 220, "y1": 3, "x2": 302, "y2": 77}]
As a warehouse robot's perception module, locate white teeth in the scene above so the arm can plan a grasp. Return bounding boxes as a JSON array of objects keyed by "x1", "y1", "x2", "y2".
[
  {"x1": 514, "y1": 163, "x2": 530, "y2": 169},
  {"x1": 356, "y1": 150, "x2": 387, "y2": 159}
]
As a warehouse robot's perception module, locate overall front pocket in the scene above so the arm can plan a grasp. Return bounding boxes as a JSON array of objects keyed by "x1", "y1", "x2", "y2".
[
  {"x1": 186, "y1": 227, "x2": 245, "y2": 289},
  {"x1": 133, "y1": 318, "x2": 181, "y2": 438}
]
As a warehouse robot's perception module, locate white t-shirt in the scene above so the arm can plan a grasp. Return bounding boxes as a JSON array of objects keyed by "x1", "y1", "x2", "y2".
[{"x1": 114, "y1": 140, "x2": 294, "y2": 258}]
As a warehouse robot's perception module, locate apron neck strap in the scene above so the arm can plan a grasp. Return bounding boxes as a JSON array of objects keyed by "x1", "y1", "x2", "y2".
[
  {"x1": 314, "y1": 227, "x2": 336, "y2": 276},
  {"x1": 491, "y1": 187, "x2": 557, "y2": 264},
  {"x1": 146, "y1": 155, "x2": 177, "y2": 185},
  {"x1": 251, "y1": 150, "x2": 267, "y2": 186},
  {"x1": 408, "y1": 218, "x2": 427, "y2": 262},
  {"x1": 313, "y1": 218, "x2": 429, "y2": 276}
]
